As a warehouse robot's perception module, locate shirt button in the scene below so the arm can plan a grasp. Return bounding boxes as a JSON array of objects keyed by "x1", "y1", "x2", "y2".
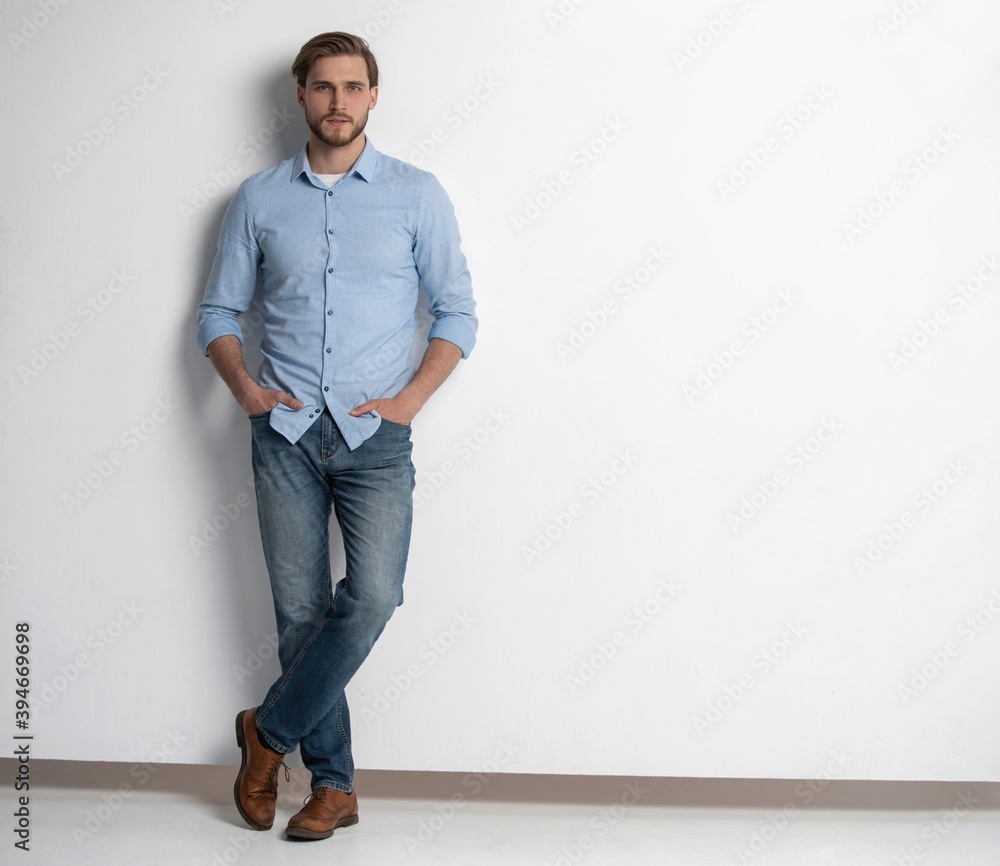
[
  {"x1": 326, "y1": 348, "x2": 332, "y2": 353},
  {"x1": 327, "y1": 310, "x2": 333, "y2": 316},
  {"x1": 327, "y1": 190, "x2": 333, "y2": 196},
  {"x1": 328, "y1": 229, "x2": 334, "y2": 234},
  {"x1": 327, "y1": 268, "x2": 333, "y2": 273},
  {"x1": 324, "y1": 386, "x2": 329, "y2": 392}
]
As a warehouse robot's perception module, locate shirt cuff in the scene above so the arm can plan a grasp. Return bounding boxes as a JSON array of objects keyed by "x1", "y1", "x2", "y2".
[
  {"x1": 428, "y1": 317, "x2": 477, "y2": 359},
  {"x1": 197, "y1": 320, "x2": 243, "y2": 357}
]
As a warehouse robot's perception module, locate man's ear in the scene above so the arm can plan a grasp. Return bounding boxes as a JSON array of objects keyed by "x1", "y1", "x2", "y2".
[
  {"x1": 369, "y1": 85, "x2": 378, "y2": 110},
  {"x1": 296, "y1": 83, "x2": 305, "y2": 108}
]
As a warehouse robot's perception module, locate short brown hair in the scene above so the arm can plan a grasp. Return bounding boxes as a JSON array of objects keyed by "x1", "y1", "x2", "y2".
[{"x1": 291, "y1": 32, "x2": 379, "y2": 89}]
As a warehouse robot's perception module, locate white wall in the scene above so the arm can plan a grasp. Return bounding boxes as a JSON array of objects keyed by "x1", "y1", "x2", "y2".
[{"x1": 2, "y1": 0, "x2": 999, "y2": 782}]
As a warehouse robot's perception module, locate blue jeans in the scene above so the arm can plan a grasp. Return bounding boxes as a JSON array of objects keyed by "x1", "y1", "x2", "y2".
[{"x1": 248, "y1": 408, "x2": 414, "y2": 794}]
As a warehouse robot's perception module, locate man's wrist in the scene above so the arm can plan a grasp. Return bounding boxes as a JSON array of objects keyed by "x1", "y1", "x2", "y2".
[
  {"x1": 232, "y1": 376, "x2": 259, "y2": 405},
  {"x1": 394, "y1": 389, "x2": 426, "y2": 419}
]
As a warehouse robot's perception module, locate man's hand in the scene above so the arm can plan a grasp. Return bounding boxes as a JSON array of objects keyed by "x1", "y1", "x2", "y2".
[
  {"x1": 206, "y1": 335, "x2": 304, "y2": 416},
  {"x1": 350, "y1": 395, "x2": 418, "y2": 426},
  {"x1": 350, "y1": 338, "x2": 463, "y2": 426},
  {"x1": 237, "y1": 381, "x2": 304, "y2": 416}
]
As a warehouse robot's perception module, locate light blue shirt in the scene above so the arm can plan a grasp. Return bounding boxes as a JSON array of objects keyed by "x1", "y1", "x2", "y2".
[{"x1": 196, "y1": 136, "x2": 478, "y2": 449}]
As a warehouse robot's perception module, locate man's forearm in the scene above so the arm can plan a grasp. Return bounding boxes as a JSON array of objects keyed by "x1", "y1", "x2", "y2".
[
  {"x1": 350, "y1": 337, "x2": 464, "y2": 424},
  {"x1": 398, "y1": 338, "x2": 463, "y2": 413},
  {"x1": 206, "y1": 335, "x2": 304, "y2": 414},
  {"x1": 206, "y1": 335, "x2": 256, "y2": 403}
]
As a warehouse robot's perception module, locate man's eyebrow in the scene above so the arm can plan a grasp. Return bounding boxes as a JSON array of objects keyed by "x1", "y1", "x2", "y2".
[{"x1": 310, "y1": 78, "x2": 367, "y2": 87}]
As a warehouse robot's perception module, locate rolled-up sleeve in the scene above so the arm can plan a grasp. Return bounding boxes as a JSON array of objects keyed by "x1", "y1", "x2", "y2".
[
  {"x1": 412, "y1": 174, "x2": 478, "y2": 358},
  {"x1": 195, "y1": 181, "x2": 262, "y2": 356}
]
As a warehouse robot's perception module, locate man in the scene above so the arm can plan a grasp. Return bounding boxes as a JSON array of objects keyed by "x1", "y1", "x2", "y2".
[{"x1": 195, "y1": 31, "x2": 477, "y2": 841}]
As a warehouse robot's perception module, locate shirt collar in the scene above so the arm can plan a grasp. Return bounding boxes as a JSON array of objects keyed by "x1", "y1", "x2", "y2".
[{"x1": 291, "y1": 135, "x2": 378, "y2": 187}]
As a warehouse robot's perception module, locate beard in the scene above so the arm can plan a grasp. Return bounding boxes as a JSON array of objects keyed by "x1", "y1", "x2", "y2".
[{"x1": 305, "y1": 105, "x2": 368, "y2": 149}]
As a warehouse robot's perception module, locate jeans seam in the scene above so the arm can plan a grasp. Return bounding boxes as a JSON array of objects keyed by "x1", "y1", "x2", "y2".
[
  {"x1": 335, "y1": 693, "x2": 352, "y2": 774},
  {"x1": 324, "y1": 528, "x2": 332, "y2": 612},
  {"x1": 256, "y1": 616, "x2": 328, "y2": 727},
  {"x1": 321, "y1": 408, "x2": 341, "y2": 465},
  {"x1": 313, "y1": 781, "x2": 353, "y2": 794},
  {"x1": 256, "y1": 726, "x2": 290, "y2": 755}
]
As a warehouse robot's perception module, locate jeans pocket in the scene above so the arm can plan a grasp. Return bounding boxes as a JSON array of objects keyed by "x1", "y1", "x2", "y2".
[
  {"x1": 248, "y1": 410, "x2": 272, "y2": 421},
  {"x1": 380, "y1": 417, "x2": 411, "y2": 432}
]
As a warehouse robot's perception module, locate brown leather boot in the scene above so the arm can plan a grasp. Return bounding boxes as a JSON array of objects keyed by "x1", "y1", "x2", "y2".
[
  {"x1": 234, "y1": 707, "x2": 289, "y2": 830},
  {"x1": 285, "y1": 786, "x2": 359, "y2": 840}
]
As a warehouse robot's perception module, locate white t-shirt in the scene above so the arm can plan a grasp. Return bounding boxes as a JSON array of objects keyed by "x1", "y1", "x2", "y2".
[{"x1": 315, "y1": 172, "x2": 347, "y2": 188}]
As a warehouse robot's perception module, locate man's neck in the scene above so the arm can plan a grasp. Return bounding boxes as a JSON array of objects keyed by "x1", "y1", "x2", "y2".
[{"x1": 307, "y1": 133, "x2": 366, "y2": 175}]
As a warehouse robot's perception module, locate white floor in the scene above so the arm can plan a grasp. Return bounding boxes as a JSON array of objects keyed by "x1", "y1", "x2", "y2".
[{"x1": 3, "y1": 759, "x2": 999, "y2": 865}]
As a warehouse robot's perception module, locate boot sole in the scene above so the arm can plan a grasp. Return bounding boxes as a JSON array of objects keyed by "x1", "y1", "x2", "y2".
[
  {"x1": 286, "y1": 813, "x2": 359, "y2": 840},
  {"x1": 234, "y1": 710, "x2": 272, "y2": 831}
]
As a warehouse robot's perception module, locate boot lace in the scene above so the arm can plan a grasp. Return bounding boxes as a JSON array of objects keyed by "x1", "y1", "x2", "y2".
[
  {"x1": 301, "y1": 786, "x2": 332, "y2": 807},
  {"x1": 270, "y1": 759, "x2": 291, "y2": 786}
]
